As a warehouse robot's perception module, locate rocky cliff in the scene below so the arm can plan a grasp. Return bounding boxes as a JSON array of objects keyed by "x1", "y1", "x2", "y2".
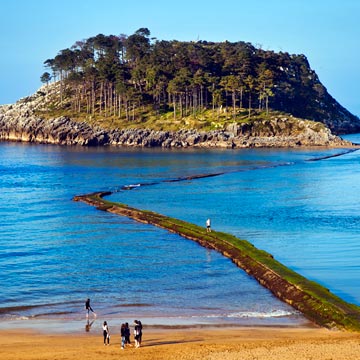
[{"x1": 0, "y1": 86, "x2": 353, "y2": 148}]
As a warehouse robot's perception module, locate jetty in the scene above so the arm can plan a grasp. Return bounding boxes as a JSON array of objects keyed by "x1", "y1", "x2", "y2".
[{"x1": 74, "y1": 191, "x2": 360, "y2": 331}]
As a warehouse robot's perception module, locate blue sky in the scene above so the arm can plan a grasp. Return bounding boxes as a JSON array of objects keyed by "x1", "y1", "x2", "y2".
[{"x1": 1, "y1": 0, "x2": 359, "y2": 116}]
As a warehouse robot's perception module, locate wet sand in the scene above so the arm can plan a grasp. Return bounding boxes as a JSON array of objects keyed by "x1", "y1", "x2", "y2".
[{"x1": 2, "y1": 326, "x2": 360, "y2": 360}]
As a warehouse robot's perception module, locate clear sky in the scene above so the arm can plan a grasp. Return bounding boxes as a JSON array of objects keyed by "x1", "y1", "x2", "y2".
[{"x1": 1, "y1": 0, "x2": 359, "y2": 116}]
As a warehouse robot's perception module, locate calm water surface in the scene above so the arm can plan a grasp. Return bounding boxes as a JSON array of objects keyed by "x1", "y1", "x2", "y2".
[{"x1": 1, "y1": 137, "x2": 359, "y2": 330}]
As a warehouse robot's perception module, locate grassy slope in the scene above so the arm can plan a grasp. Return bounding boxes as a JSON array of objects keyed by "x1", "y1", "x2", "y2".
[
  {"x1": 30, "y1": 82, "x2": 330, "y2": 134},
  {"x1": 74, "y1": 192, "x2": 360, "y2": 332},
  {"x1": 35, "y1": 95, "x2": 321, "y2": 133}
]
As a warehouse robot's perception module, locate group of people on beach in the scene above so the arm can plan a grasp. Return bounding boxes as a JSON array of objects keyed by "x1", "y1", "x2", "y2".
[
  {"x1": 84, "y1": 218, "x2": 212, "y2": 347},
  {"x1": 85, "y1": 298, "x2": 143, "y2": 349},
  {"x1": 102, "y1": 319, "x2": 143, "y2": 348}
]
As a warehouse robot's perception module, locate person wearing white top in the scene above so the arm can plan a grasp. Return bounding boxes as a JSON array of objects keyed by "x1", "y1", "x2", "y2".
[
  {"x1": 102, "y1": 321, "x2": 110, "y2": 345},
  {"x1": 206, "y1": 218, "x2": 211, "y2": 232}
]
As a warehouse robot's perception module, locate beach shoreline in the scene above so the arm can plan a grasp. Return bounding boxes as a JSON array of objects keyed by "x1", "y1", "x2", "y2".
[
  {"x1": 2, "y1": 325, "x2": 360, "y2": 360},
  {"x1": 0, "y1": 313, "x2": 313, "y2": 334}
]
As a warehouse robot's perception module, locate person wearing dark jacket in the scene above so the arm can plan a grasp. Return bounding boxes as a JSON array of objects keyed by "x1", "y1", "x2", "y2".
[
  {"x1": 120, "y1": 323, "x2": 126, "y2": 349},
  {"x1": 124, "y1": 322, "x2": 131, "y2": 346},
  {"x1": 134, "y1": 320, "x2": 143, "y2": 348},
  {"x1": 85, "y1": 298, "x2": 96, "y2": 318}
]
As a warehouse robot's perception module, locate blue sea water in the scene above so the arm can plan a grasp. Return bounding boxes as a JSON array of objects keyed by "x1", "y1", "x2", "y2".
[{"x1": 1, "y1": 136, "x2": 360, "y2": 331}]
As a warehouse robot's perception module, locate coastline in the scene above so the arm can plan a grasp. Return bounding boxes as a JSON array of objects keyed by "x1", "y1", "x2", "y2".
[
  {"x1": 2, "y1": 325, "x2": 360, "y2": 360},
  {"x1": 0, "y1": 116, "x2": 354, "y2": 148},
  {"x1": 73, "y1": 192, "x2": 360, "y2": 331},
  {"x1": 0, "y1": 92, "x2": 355, "y2": 148},
  {"x1": 0, "y1": 312, "x2": 312, "y2": 334}
]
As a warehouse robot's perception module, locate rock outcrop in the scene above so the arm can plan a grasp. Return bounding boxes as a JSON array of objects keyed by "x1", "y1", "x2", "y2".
[{"x1": 0, "y1": 86, "x2": 353, "y2": 148}]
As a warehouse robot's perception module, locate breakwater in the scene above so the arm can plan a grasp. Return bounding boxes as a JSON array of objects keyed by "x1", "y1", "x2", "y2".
[{"x1": 74, "y1": 192, "x2": 360, "y2": 331}]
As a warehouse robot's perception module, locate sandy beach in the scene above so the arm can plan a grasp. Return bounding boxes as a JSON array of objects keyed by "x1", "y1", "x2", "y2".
[{"x1": 2, "y1": 326, "x2": 360, "y2": 360}]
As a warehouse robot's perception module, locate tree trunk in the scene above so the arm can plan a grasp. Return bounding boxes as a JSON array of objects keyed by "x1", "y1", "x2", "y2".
[
  {"x1": 173, "y1": 94, "x2": 176, "y2": 120},
  {"x1": 118, "y1": 95, "x2": 122, "y2": 118},
  {"x1": 232, "y1": 90, "x2": 236, "y2": 118},
  {"x1": 99, "y1": 82, "x2": 103, "y2": 114},
  {"x1": 248, "y1": 93, "x2": 252, "y2": 118}
]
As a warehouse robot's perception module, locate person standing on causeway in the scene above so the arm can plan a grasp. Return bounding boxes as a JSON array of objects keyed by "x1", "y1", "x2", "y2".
[{"x1": 206, "y1": 218, "x2": 211, "y2": 232}]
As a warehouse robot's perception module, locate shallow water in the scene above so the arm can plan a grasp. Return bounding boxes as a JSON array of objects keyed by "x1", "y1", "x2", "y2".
[{"x1": 1, "y1": 138, "x2": 359, "y2": 329}]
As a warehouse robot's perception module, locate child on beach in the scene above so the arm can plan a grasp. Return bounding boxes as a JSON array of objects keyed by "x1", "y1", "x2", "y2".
[{"x1": 102, "y1": 321, "x2": 110, "y2": 345}]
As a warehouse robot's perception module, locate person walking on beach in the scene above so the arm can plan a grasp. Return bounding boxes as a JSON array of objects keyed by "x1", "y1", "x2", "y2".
[
  {"x1": 102, "y1": 321, "x2": 110, "y2": 345},
  {"x1": 85, "y1": 298, "x2": 96, "y2": 318},
  {"x1": 206, "y1": 218, "x2": 211, "y2": 232},
  {"x1": 134, "y1": 320, "x2": 143, "y2": 348},
  {"x1": 124, "y1": 322, "x2": 131, "y2": 346},
  {"x1": 120, "y1": 323, "x2": 127, "y2": 349}
]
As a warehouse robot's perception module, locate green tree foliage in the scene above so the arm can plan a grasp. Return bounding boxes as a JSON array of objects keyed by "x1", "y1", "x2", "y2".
[
  {"x1": 40, "y1": 72, "x2": 51, "y2": 85},
  {"x1": 42, "y1": 29, "x2": 328, "y2": 122}
]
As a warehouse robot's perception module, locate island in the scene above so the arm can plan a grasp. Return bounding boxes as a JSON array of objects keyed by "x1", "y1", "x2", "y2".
[{"x1": 1, "y1": 28, "x2": 359, "y2": 148}]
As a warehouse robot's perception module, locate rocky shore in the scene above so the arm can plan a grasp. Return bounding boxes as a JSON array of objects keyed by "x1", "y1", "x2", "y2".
[{"x1": 0, "y1": 86, "x2": 353, "y2": 148}]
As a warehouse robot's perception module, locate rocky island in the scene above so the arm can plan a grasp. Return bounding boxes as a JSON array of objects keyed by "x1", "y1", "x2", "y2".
[{"x1": 1, "y1": 29, "x2": 359, "y2": 148}]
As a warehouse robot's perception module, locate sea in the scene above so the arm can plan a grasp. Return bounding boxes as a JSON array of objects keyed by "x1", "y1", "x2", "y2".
[{"x1": 1, "y1": 134, "x2": 360, "y2": 332}]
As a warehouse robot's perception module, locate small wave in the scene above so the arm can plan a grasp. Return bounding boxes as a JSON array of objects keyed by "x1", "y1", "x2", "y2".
[
  {"x1": 6, "y1": 315, "x2": 31, "y2": 321},
  {"x1": 0, "y1": 300, "x2": 81, "y2": 315},
  {"x1": 189, "y1": 310, "x2": 296, "y2": 319},
  {"x1": 32, "y1": 311, "x2": 74, "y2": 318},
  {"x1": 113, "y1": 303, "x2": 152, "y2": 308},
  {"x1": 0, "y1": 305, "x2": 42, "y2": 314},
  {"x1": 122, "y1": 184, "x2": 141, "y2": 190},
  {"x1": 226, "y1": 310, "x2": 295, "y2": 318}
]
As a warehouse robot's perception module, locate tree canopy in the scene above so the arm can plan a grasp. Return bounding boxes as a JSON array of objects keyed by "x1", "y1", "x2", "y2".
[{"x1": 42, "y1": 28, "x2": 331, "y2": 123}]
